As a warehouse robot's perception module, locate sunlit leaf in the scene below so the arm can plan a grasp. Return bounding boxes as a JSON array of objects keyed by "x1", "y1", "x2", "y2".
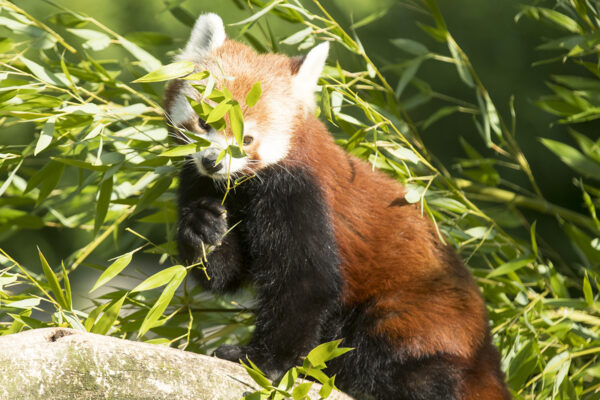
[
  {"x1": 89, "y1": 252, "x2": 133, "y2": 293},
  {"x1": 138, "y1": 267, "x2": 186, "y2": 336},
  {"x1": 133, "y1": 61, "x2": 195, "y2": 83},
  {"x1": 38, "y1": 248, "x2": 68, "y2": 309},
  {"x1": 245, "y1": 81, "x2": 262, "y2": 108},
  {"x1": 91, "y1": 294, "x2": 127, "y2": 335}
]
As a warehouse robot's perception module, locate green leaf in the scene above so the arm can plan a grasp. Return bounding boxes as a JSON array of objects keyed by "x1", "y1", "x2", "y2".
[
  {"x1": 487, "y1": 255, "x2": 535, "y2": 278},
  {"x1": 52, "y1": 157, "x2": 108, "y2": 172},
  {"x1": 390, "y1": 38, "x2": 429, "y2": 56},
  {"x1": 182, "y1": 71, "x2": 210, "y2": 81},
  {"x1": 229, "y1": 101, "x2": 244, "y2": 145},
  {"x1": 319, "y1": 375, "x2": 336, "y2": 398},
  {"x1": 242, "y1": 360, "x2": 273, "y2": 390},
  {"x1": 159, "y1": 141, "x2": 211, "y2": 157},
  {"x1": 89, "y1": 252, "x2": 133, "y2": 293},
  {"x1": 292, "y1": 382, "x2": 313, "y2": 399},
  {"x1": 544, "y1": 351, "x2": 570, "y2": 378},
  {"x1": 277, "y1": 367, "x2": 299, "y2": 391},
  {"x1": 38, "y1": 247, "x2": 68, "y2": 309},
  {"x1": 169, "y1": 6, "x2": 196, "y2": 27},
  {"x1": 133, "y1": 61, "x2": 195, "y2": 83},
  {"x1": 530, "y1": 221, "x2": 538, "y2": 258},
  {"x1": 20, "y1": 56, "x2": 67, "y2": 86},
  {"x1": 280, "y1": 27, "x2": 313, "y2": 45},
  {"x1": 245, "y1": 81, "x2": 262, "y2": 108},
  {"x1": 94, "y1": 175, "x2": 113, "y2": 234},
  {"x1": 6, "y1": 298, "x2": 41, "y2": 309},
  {"x1": 206, "y1": 101, "x2": 232, "y2": 124},
  {"x1": 422, "y1": 0, "x2": 448, "y2": 31},
  {"x1": 68, "y1": 28, "x2": 111, "y2": 51},
  {"x1": 34, "y1": 118, "x2": 55, "y2": 156},
  {"x1": 395, "y1": 58, "x2": 422, "y2": 98},
  {"x1": 422, "y1": 106, "x2": 460, "y2": 129},
  {"x1": 447, "y1": 40, "x2": 473, "y2": 88},
  {"x1": 63, "y1": 310, "x2": 85, "y2": 331},
  {"x1": 124, "y1": 32, "x2": 174, "y2": 47},
  {"x1": 583, "y1": 272, "x2": 594, "y2": 307},
  {"x1": 519, "y1": 6, "x2": 582, "y2": 33},
  {"x1": 0, "y1": 37, "x2": 14, "y2": 53},
  {"x1": 131, "y1": 265, "x2": 185, "y2": 293},
  {"x1": 35, "y1": 161, "x2": 65, "y2": 206},
  {"x1": 0, "y1": 158, "x2": 23, "y2": 197},
  {"x1": 230, "y1": 0, "x2": 283, "y2": 26},
  {"x1": 84, "y1": 302, "x2": 109, "y2": 331},
  {"x1": 306, "y1": 340, "x2": 352, "y2": 368},
  {"x1": 91, "y1": 294, "x2": 127, "y2": 335},
  {"x1": 321, "y1": 86, "x2": 333, "y2": 122},
  {"x1": 119, "y1": 36, "x2": 161, "y2": 73},
  {"x1": 350, "y1": 7, "x2": 390, "y2": 29},
  {"x1": 61, "y1": 261, "x2": 72, "y2": 310},
  {"x1": 570, "y1": 129, "x2": 600, "y2": 164},
  {"x1": 541, "y1": 138, "x2": 600, "y2": 179},
  {"x1": 133, "y1": 176, "x2": 172, "y2": 215},
  {"x1": 138, "y1": 267, "x2": 186, "y2": 336}
]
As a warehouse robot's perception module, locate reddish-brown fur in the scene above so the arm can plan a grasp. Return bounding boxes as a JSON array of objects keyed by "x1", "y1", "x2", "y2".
[
  {"x1": 166, "y1": 38, "x2": 511, "y2": 399},
  {"x1": 284, "y1": 117, "x2": 511, "y2": 399}
]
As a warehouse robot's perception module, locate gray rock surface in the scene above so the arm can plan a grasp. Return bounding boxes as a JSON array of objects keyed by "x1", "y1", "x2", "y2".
[{"x1": 0, "y1": 328, "x2": 353, "y2": 400}]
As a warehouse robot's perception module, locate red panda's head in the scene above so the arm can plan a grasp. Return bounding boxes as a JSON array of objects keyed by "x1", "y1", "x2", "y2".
[{"x1": 164, "y1": 13, "x2": 329, "y2": 180}]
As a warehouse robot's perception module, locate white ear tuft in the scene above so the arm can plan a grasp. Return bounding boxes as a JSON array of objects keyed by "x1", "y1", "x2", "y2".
[
  {"x1": 178, "y1": 13, "x2": 226, "y2": 61},
  {"x1": 293, "y1": 42, "x2": 329, "y2": 111}
]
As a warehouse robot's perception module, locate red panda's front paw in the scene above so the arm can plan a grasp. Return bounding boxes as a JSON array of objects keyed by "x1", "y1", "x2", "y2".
[
  {"x1": 214, "y1": 344, "x2": 246, "y2": 362},
  {"x1": 177, "y1": 197, "x2": 228, "y2": 263},
  {"x1": 214, "y1": 345, "x2": 284, "y2": 379}
]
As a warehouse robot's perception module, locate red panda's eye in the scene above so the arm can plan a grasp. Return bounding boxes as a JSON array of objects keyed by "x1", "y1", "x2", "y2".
[
  {"x1": 198, "y1": 117, "x2": 209, "y2": 131},
  {"x1": 243, "y1": 135, "x2": 254, "y2": 146}
]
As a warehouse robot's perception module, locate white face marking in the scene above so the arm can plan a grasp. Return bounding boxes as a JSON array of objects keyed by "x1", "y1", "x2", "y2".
[
  {"x1": 169, "y1": 93, "x2": 194, "y2": 127},
  {"x1": 190, "y1": 129, "x2": 248, "y2": 180},
  {"x1": 245, "y1": 120, "x2": 291, "y2": 166}
]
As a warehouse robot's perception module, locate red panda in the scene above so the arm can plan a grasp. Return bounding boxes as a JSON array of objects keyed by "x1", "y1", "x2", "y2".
[{"x1": 164, "y1": 13, "x2": 512, "y2": 400}]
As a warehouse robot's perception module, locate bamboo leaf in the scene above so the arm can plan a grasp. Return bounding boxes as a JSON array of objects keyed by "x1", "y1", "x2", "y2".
[
  {"x1": 583, "y1": 272, "x2": 594, "y2": 307},
  {"x1": 138, "y1": 267, "x2": 186, "y2": 336},
  {"x1": 206, "y1": 101, "x2": 232, "y2": 124},
  {"x1": 159, "y1": 141, "x2": 211, "y2": 157},
  {"x1": 38, "y1": 248, "x2": 68, "y2": 309},
  {"x1": 487, "y1": 255, "x2": 535, "y2": 278},
  {"x1": 292, "y1": 382, "x2": 313, "y2": 399},
  {"x1": 68, "y1": 28, "x2": 111, "y2": 51},
  {"x1": 61, "y1": 261, "x2": 72, "y2": 310},
  {"x1": 131, "y1": 265, "x2": 185, "y2": 293},
  {"x1": 34, "y1": 118, "x2": 55, "y2": 156},
  {"x1": 119, "y1": 36, "x2": 161, "y2": 73},
  {"x1": 94, "y1": 175, "x2": 113, "y2": 234},
  {"x1": 89, "y1": 252, "x2": 133, "y2": 293},
  {"x1": 390, "y1": 38, "x2": 429, "y2": 56},
  {"x1": 245, "y1": 81, "x2": 262, "y2": 108},
  {"x1": 541, "y1": 138, "x2": 600, "y2": 179},
  {"x1": 91, "y1": 294, "x2": 127, "y2": 335},
  {"x1": 229, "y1": 101, "x2": 244, "y2": 145},
  {"x1": 134, "y1": 177, "x2": 172, "y2": 215},
  {"x1": 133, "y1": 61, "x2": 195, "y2": 83},
  {"x1": 230, "y1": 0, "x2": 283, "y2": 26}
]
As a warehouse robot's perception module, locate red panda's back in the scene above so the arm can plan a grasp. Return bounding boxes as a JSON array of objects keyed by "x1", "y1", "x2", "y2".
[{"x1": 289, "y1": 116, "x2": 506, "y2": 391}]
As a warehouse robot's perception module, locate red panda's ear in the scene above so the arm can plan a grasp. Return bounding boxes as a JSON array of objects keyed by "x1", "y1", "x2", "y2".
[
  {"x1": 177, "y1": 13, "x2": 226, "y2": 61},
  {"x1": 292, "y1": 42, "x2": 329, "y2": 112}
]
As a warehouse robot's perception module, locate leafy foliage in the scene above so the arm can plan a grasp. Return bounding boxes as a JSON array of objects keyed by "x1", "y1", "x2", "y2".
[{"x1": 0, "y1": 0, "x2": 599, "y2": 399}]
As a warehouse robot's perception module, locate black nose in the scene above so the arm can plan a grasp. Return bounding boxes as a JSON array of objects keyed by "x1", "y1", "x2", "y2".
[{"x1": 201, "y1": 155, "x2": 223, "y2": 173}]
